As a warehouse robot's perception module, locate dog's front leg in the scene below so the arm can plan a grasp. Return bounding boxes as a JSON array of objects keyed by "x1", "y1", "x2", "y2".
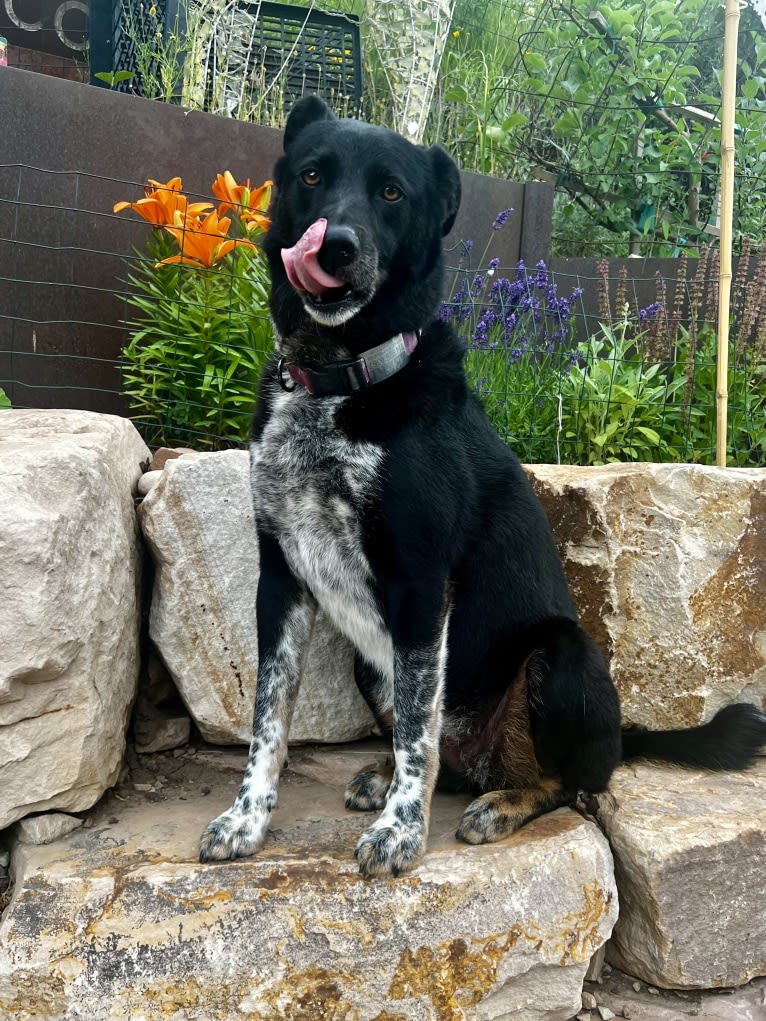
[
  {"x1": 199, "y1": 532, "x2": 315, "y2": 862},
  {"x1": 355, "y1": 600, "x2": 449, "y2": 878}
]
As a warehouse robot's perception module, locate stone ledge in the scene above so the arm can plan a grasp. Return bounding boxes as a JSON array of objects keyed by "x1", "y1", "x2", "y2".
[
  {"x1": 0, "y1": 742, "x2": 617, "y2": 1021},
  {"x1": 595, "y1": 759, "x2": 766, "y2": 989}
]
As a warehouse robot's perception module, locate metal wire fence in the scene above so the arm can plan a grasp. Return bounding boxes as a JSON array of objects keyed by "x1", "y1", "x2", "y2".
[{"x1": 2, "y1": 162, "x2": 765, "y2": 464}]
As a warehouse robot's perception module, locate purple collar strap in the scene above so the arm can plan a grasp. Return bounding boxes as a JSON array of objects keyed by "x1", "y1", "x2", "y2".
[{"x1": 278, "y1": 331, "x2": 419, "y2": 397}]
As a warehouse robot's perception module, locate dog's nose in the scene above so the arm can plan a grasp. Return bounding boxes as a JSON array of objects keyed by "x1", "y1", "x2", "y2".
[{"x1": 319, "y1": 226, "x2": 360, "y2": 274}]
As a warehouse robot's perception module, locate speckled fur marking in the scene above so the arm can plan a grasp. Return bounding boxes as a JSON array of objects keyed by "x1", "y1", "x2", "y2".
[
  {"x1": 252, "y1": 385, "x2": 394, "y2": 688},
  {"x1": 354, "y1": 614, "x2": 450, "y2": 877},
  {"x1": 345, "y1": 756, "x2": 395, "y2": 811},
  {"x1": 199, "y1": 596, "x2": 315, "y2": 862}
]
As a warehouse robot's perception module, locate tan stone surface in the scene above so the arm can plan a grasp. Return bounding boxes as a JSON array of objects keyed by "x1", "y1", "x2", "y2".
[
  {"x1": 579, "y1": 966, "x2": 766, "y2": 1021},
  {"x1": 0, "y1": 742, "x2": 618, "y2": 1021},
  {"x1": 594, "y1": 759, "x2": 766, "y2": 989},
  {"x1": 138, "y1": 451, "x2": 377, "y2": 745},
  {"x1": 527, "y1": 463, "x2": 766, "y2": 729},
  {"x1": 0, "y1": 410, "x2": 149, "y2": 829},
  {"x1": 15, "y1": 813, "x2": 83, "y2": 845}
]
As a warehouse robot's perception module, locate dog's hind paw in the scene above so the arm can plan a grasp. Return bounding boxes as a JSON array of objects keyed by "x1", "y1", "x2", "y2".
[
  {"x1": 456, "y1": 792, "x2": 522, "y2": 845},
  {"x1": 457, "y1": 783, "x2": 567, "y2": 845},
  {"x1": 354, "y1": 820, "x2": 425, "y2": 878},
  {"x1": 345, "y1": 760, "x2": 394, "y2": 811},
  {"x1": 199, "y1": 807, "x2": 268, "y2": 862}
]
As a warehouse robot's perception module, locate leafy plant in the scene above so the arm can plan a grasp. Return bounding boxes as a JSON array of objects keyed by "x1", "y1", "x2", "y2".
[
  {"x1": 559, "y1": 322, "x2": 682, "y2": 465},
  {"x1": 94, "y1": 70, "x2": 135, "y2": 88},
  {"x1": 665, "y1": 323, "x2": 766, "y2": 466},
  {"x1": 114, "y1": 174, "x2": 274, "y2": 448},
  {"x1": 0, "y1": 387, "x2": 10, "y2": 409},
  {"x1": 118, "y1": 0, "x2": 188, "y2": 102}
]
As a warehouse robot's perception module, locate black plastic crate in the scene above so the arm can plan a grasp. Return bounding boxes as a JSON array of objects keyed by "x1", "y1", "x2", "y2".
[{"x1": 89, "y1": 0, "x2": 362, "y2": 117}]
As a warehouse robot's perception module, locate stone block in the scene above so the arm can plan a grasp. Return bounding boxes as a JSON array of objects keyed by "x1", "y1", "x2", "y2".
[
  {"x1": 138, "y1": 451, "x2": 377, "y2": 745},
  {"x1": 0, "y1": 410, "x2": 149, "y2": 829},
  {"x1": 15, "y1": 813, "x2": 83, "y2": 845},
  {"x1": 595, "y1": 760, "x2": 766, "y2": 988},
  {"x1": 527, "y1": 463, "x2": 766, "y2": 729}
]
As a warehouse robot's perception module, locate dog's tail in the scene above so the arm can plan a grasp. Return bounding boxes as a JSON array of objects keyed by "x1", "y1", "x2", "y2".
[{"x1": 622, "y1": 702, "x2": 766, "y2": 771}]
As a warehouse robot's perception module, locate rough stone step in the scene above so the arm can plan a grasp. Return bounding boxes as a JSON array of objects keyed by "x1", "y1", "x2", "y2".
[
  {"x1": 0, "y1": 742, "x2": 617, "y2": 1021},
  {"x1": 595, "y1": 760, "x2": 766, "y2": 990}
]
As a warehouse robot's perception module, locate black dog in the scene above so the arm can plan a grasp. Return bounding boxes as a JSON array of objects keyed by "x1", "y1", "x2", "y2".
[{"x1": 199, "y1": 96, "x2": 766, "y2": 877}]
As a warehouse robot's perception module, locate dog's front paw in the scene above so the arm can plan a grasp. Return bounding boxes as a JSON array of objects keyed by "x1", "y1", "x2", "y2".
[
  {"x1": 345, "y1": 761, "x2": 393, "y2": 811},
  {"x1": 354, "y1": 819, "x2": 426, "y2": 878},
  {"x1": 199, "y1": 807, "x2": 269, "y2": 862}
]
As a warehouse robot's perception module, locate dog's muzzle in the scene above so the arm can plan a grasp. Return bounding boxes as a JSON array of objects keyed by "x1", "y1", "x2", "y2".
[{"x1": 281, "y1": 218, "x2": 378, "y2": 326}]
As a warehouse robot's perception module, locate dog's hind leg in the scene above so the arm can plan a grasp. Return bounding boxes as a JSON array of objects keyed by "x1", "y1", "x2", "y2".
[
  {"x1": 345, "y1": 755, "x2": 394, "y2": 811},
  {"x1": 454, "y1": 659, "x2": 567, "y2": 844},
  {"x1": 345, "y1": 656, "x2": 395, "y2": 812},
  {"x1": 455, "y1": 622, "x2": 621, "y2": 845},
  {"x1": 199, "y1": 532, "x2": 316, "y2": 862}
]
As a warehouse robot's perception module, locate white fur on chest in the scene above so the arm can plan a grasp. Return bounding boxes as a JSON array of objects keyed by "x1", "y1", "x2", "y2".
[{"x1": 251, "y1": 390, "x2": 394, "y2": 687}]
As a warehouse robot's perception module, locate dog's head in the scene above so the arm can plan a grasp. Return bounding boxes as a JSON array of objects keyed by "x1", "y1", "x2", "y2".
[{"x1": 264, "y1": 97, "x2": 461, "y2": 347}]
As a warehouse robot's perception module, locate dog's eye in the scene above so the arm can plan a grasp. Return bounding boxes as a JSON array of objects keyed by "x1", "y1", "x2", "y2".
[
  {"x1": 381, "y1": 184, "x2": 402, "y2": 202},
  {"x1": 301, "y1": 168, "x2": 321, "y2": 187}
]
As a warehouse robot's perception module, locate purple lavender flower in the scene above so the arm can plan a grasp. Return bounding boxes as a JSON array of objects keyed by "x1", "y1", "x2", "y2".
[
  {"x1": 471, "y1": 273, "x2": 486, "y2": 296},
  {"x1": 503, "y1": 312, "x2": 518, "y2": 344},
  {"x1": 491, "y1": 208, "x2": 514, "y2": 230},
  {"x1": 472, "y1": 308, "x2": 500, "y2": 348},
  {"x1": 638, "y1": 301, "x2": 663, "y2": 321},
  {"x1": 488, "y1": 257, "x2": 500, "y2": 272},
  {"x1": 535, "y1": 260, "x2": 549, "y2": 289}
]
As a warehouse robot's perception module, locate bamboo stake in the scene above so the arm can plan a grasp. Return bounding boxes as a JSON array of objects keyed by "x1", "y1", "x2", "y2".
[{"x1": 716, "y1": 0, "x2": 741, "y2": 466}]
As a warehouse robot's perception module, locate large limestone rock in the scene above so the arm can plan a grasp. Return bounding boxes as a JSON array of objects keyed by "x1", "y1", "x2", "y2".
[
  {"x1": 594, "y1": 759, "x2": 766, "y2": 989},
  {"x1": 138, "y1": 451, "x2": 376, "y2": 745},
  {"x1": 0, "y1": 410, "x2": 149, "y2": 830},
  {"x1": 0, "y1": 742, "x2": 618, "y2": 1020},
  {"x1": 528, "y1": 463, "x2": 766, "y2": 729}
]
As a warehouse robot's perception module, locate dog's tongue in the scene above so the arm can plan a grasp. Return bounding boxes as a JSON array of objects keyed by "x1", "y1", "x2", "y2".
[{"x1": 281, "y1": 218, "x2": 346, "y2": 296}]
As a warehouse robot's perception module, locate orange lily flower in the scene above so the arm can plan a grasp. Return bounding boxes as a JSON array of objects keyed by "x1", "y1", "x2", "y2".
[
  {"x1": 241, "y1": 179, "x2": 272, "y2": 233},
  {"x1": 212, "y1": 171, "x2": 251, "y2": 215},
  {"x1": 212, "y1": 172, "x2": 272, "y2": 233},
  {"x1": 158, "y1": 210, "x2": 257, "y2": 269},
  {"x1": 114, "y1": 177, "x2": 212, "y2": 226}
]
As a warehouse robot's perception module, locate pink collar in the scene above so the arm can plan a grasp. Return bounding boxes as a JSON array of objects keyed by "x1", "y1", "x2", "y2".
[{"x1": 278, "y1": 331, "x2": 419, "y2": 397}]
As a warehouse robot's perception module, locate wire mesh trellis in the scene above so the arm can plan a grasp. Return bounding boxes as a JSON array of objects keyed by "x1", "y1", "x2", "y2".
[{"x1": 2, "y1": 164, "x2": 765, "y2": 462}]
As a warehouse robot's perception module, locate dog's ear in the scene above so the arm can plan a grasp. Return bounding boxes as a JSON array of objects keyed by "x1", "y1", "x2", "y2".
[
  {"x1": 429, "y1": 146, "x2": 462, "y2": 237},
  {"x1": 284, "y1": 96, "x2": 335, "y2": 151}
]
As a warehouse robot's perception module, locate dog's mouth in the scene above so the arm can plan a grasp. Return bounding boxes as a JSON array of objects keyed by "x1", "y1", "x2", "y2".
[
  {"x1": 304, "y1": 282, "x2": 354, "y2": 307},
  {"x1": 281, "y1": 218, "x2": 371, "y2": 324}
]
